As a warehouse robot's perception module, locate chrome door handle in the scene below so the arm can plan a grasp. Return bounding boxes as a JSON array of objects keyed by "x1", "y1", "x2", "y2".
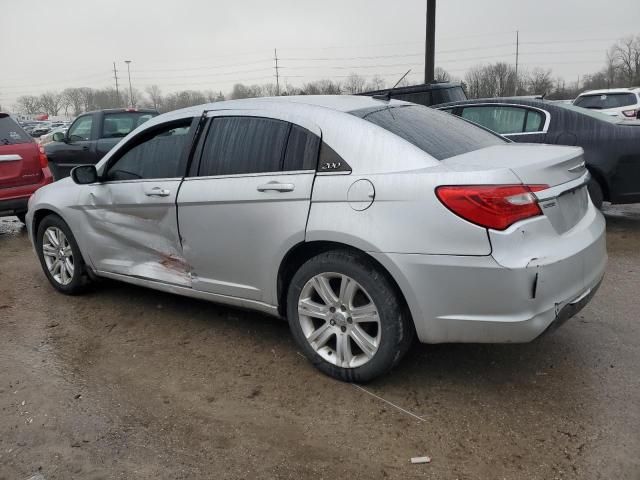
[
  {"x1": 257, "y1": 182, "x2": 295, "y2": 192},
  {"x1": 145, "y1": 187, "x2": 171, "y2": 197}
]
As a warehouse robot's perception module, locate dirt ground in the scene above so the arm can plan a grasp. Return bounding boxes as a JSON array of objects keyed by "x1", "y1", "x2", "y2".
[{"x1": 1, "y1": 205, "x2": 639, "y2": 480}]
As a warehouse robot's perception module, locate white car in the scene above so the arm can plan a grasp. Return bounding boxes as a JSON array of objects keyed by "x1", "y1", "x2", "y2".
[{"x1": 573, "y1": 88, "x2": 640, "y2": 119}]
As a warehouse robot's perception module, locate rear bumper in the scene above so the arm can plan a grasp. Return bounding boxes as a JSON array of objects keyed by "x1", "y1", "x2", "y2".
[
  {"x1": 371, "y1": 210, "x2": 607, "y2": 344},
  {"x1": 0, "y1": 167, "x2": 53, "y2": 216}
]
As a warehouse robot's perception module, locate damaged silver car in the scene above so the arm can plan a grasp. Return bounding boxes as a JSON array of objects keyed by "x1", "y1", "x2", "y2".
[{"x1": 26, "y1": 96, "x2": 607, "y2": 381}]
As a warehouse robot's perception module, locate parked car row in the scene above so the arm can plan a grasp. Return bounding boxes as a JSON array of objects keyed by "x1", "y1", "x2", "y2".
[{"x1": 19, "y1": 120, "x2": 71, "y2": 138}]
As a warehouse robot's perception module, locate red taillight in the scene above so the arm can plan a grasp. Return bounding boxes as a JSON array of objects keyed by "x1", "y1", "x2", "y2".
[
  {"x1": 622, "y1": 109, "x2": 637, "y2": 118},
  {"x1": 435, "y1": 184, "x2": 548, "y2": 231},
  {"x1": 38, "y1": 145, "x2": 49, "y2": 168}
]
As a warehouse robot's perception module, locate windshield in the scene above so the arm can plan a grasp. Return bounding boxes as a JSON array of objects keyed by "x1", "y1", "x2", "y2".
[
  {"x1": 0, "y1": 115, "x2": 32, "y2": 145},
  {"x1": 574, "y1": 93, "x2": 637, "y2": 109},
  {"x1": 350, "y1": 104, "x2": 505, "y2": 160}
]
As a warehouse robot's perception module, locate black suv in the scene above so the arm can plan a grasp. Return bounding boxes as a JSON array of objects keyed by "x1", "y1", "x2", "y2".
[
  {"x1": 45, "y1": 108, "x2": 158, "y2": 180},
  {"x1": 359, "y1": 82, "x2": 467, "y2": 106}
]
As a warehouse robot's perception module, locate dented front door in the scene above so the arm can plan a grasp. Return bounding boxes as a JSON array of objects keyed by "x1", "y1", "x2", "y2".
[{"x1": 80, "y1": 179, "x2": 189, "y2": 286}]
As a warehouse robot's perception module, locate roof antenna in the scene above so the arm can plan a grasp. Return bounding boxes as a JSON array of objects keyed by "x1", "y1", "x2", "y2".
[{"x1": 373, "y1": 69, "x2": 412, "y2": 101}]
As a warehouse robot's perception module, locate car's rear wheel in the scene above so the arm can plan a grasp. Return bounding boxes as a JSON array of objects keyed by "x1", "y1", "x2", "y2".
[
  {"x1": 287, "y1": 250, "x2": 414, "y2": 382},
  {"x1": 36, "y1": 214, "x2": 91, "y2": 294}
]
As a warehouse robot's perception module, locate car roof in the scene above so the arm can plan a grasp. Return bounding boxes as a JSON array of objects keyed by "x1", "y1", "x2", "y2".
[
  {"x1": 167, "y1": 95, "x2": 410, "y2": 117},
  {"x1": 578, "y1": 87, "x2": 640, "y2": 95}
]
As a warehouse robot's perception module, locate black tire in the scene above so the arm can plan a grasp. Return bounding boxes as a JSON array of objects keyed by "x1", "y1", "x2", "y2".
[
  {"x1": 587, "y1": 178, "x2": 604, "y2": 210},
  {"x1": 36, "y1": 214, "x2": 91, "y2": 294},
  {"x1": 16, "y1": 212, "x2": 26, "y2": 224},
  {"x1": 287, "y1": 250, "x2": 414, "y2": 383}
]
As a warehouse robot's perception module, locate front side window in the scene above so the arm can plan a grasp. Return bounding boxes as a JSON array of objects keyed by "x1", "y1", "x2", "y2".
[
  {"x1": 68, "y1": 116, "x2": 93, "y2": 141},
  {"x1": 101, "y1": 112, "x2": 155, "y2": 139},
  {"x1": 105, "y1": 121, "x2": 192, "y2": 181},
  {"x1": 351, "y1": 105, "x2": 505, "y2": 160},
  {"x1": 198, "y1": 117, "x2": 291, "y2": 176}
]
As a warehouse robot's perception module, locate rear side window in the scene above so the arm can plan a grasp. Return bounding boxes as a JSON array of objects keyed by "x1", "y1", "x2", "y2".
[
  {"x1": 198, "y1": 117, "x2": 316, "y2": 176},
  {"x1": 0, "y1": 116, "x2": 31, "y2": 145},
  {"x1": 102, "y1": 112, "x2": 155, "y2": 138},
  {"x1": 459, "y1": 105, "x2": 545, "y2": 134},
  {"x1": 574, "y1": 93, "x2": 637, "y2": 109},
  {"x1": 351, "y1": 105, "x2": 505, "y2": 160},
  {"x1": 283, "y1": 125, "x2": 320, "y2": 171}
]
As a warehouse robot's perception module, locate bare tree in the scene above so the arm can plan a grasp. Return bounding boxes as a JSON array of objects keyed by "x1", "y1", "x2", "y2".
[
  {"x1": 366, "y1": 75, "x2": 386, "y2": 91},
  {"x1": 16, "y1": 95, "x2": 41, "y2": 114},
  {"x1": 434, "y1": 67, "x2": 451, "y2": 82},
  {"x1": 343, "y1": 74, "x2": 366, "y2": 94},
  {"x1": 527, "y1": 68, "x2": 553, "y2": 95},
  {"x1": 62, "y1": 88, "x2": 85, "y2": 116},
  {"x1": 611, "y1": 35, "x2": 640, "y2": 84},
  {"x1": 39, "y1": 92, "x2": 63, "y2": 116},
  {"x1": 145, "y1": 85, "x2": 163, "y2": 110}
]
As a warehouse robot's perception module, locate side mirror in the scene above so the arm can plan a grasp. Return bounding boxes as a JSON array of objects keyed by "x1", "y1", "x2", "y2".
[
  {"x1": 52, "y1": 131, "x2": 66, "y2": 143},
  {"x1": 71, "y1": 165, "x2": 99, "y2": 185}
]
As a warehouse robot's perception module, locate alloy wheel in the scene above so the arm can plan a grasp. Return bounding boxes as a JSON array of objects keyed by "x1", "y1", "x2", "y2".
[
  {"x1": 42, "y1": 226, "x2": 74, "y2": 286},
  {"x1": 298, "y1": 272, "x2": 381, "y2": 368}
]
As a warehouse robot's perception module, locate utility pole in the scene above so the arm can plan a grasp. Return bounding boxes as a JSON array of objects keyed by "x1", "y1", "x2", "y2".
[
  {"x1": 113, "y1": 62, "x2": 120, "y2": 106},
  {"x1": 514, "y1": 30, "x2": 519, "y2": 96},
  {"x1": 424, "y1": 0, "x2": 436, "y2": 84},
  {"x1": 124, "y1": 60, "x2": 134, "y2": 107},
  {"x1": 274, "y1": 48, "x2": 280, "y2": 96}
]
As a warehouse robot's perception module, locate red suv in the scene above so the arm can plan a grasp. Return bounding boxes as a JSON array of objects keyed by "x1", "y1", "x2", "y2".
[{"x1": 0, "y1": 113, "x2": 53, "y2": 223}]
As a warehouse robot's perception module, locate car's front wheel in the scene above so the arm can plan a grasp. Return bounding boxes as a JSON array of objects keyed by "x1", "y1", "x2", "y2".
[
  {"x1": 287, "y1": 250, "x2": 414, "y2": 382},
  {"x1": 36, "y1": 214, "x2": 91, "y2": 294}
]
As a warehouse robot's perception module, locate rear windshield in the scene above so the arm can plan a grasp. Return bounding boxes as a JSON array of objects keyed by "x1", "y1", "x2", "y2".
[
  {"x1": 0, "y1": 116, "x2": 32, "y2": 145},
  {"x1": 102, "y1": 112, "x2": 156, "y2": 138},
  {"x1": 574, "y1": 93, "x2": 637, "y2": 109},
  {"x1": 350, "y1": 105, "x2": 505, "y2": 160},
  {"x1": 386, "y1": 86, "x2": 466, "y2": 107}
]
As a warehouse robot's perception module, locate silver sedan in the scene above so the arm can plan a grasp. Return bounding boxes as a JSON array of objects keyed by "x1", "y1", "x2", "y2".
[{"x1": 26, "y1": 96, "x2": 607, "y2": 381}]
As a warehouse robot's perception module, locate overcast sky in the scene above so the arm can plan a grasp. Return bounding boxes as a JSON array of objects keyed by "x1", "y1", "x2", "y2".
[{"x1": 2, "y1": 0, "x2": 639, "y2": 109}]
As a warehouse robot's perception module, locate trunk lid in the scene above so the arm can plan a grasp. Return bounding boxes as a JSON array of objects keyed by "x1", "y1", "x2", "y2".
[
  {"x1": 0, "y1": 114, "x2": 42, "y2": 189},
  {"x1": 443, "y1": 143, "x2": 590, "y2": 234}
]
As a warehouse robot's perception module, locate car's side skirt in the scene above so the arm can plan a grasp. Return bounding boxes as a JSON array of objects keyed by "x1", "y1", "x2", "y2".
[{"x1": 96, "y1": 270, "x2": 281, "y2": 318}]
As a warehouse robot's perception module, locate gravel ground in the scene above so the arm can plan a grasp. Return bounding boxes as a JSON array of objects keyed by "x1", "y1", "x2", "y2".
[{"x1": 1, "y1": 205, "x2": 639, "y2": 479}]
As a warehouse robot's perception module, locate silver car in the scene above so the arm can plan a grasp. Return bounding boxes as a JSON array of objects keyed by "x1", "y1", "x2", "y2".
[{"x1": 26, "y1": 96, "x2": 607, "y2": 381}]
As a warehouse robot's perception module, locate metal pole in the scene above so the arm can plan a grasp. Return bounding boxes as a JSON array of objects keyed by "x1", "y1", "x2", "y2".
[
  {"x1": 125, "y1": 60, "x2": 134, "y2": 107},
  {"x1": 274, "y1": 48, "x2": 280, "y2": 96},
  {"x1": 113, "y1": 62, "x2": 120, "y2": 105},
  {"x1": 514, "y1": 30, "x2": 519, "y2": 96},
  {"x1": 424, "y1": 0, "x2": 436, "y2": 84}
]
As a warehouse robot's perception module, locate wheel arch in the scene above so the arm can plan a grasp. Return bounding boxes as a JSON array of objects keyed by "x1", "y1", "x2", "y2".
[
  {"x1": 587, "y1": 166, "x2": 609, "y2": 202},
  {"x1": 276, "y1": 241, "x2": 413, "y2": 327}
]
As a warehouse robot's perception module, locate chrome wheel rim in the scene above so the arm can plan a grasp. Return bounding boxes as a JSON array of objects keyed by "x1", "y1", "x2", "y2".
[
  {"x1": 298, "y1": 273, "x2": 381, "y2": 368},
  {"x1": 42, "y1": 227, "x2": 74, "y2": 285}
]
